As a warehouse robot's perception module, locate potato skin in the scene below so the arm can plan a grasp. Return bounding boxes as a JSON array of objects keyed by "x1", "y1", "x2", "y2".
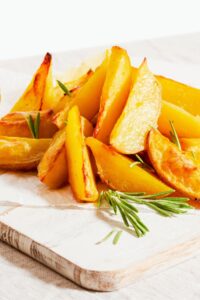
[
  {"x1": 86, "y1": 137, "x2": 170, "y2": 194},
  {"x1": 0, "y1": 137, "x2": 51, "y2": 170},
  {"x1": 147, "y1": 129, "x2": 200, "y2": 200},
  {"x1": 10, "y1": 53, "x2": 52, "y2": 112},
  {"x1": 94, "y1": 46, "x2": 132, "y2": 143},
  {"x1": 65, "y1": 106, "x2": 98, "y2": 202},
  {"x1": 110, "y1": 59, "x2": 161, "y2": 154},
  {"x1": 0, "y1": 110, "x2": 57, "y2": 138}
]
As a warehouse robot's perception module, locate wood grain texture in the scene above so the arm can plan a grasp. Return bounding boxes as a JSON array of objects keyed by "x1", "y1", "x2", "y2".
[{"x1": 0, "y1": 206, "x2": 200, "y2": 291}]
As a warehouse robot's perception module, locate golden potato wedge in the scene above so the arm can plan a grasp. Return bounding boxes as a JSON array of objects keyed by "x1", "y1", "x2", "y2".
[
  {"x1": 147, "y1": 129, "x2": 200, "y2": 200},
  {"x1": 158, "y1": 100, "x2": 200, "y2": 138},
  {"x1": 53, "y1": 53, "x2": 108, "y2": 129},
  {"x1": 110, "y1": 59, "x2": 161, "y2": 154},
  {"x1": 132, "y1": 67, "x2": 200, "y2": 116},
  {"x1": 10, "y1": 53, "x2": 52, "y2": 112},
  {"x1": 38, "y1": 128, "x2": 67, "y2": 188},
  {"x1": 66, "y1": 106, "x2": 98, "y2": 202},
  {"x1": 93, "y1": 46, "x2": 132, "y2": 143},
  {"x1": 38, "y1": 115, "x2": 93, "y2": 189},
  {"x1": 53, "y1": 69, "x2": 94, "y2": 113},
  {"x1": 86, "y1": 137, "x2": 170, "y2": 194},
  {"x1": 157, "y1": 74, "x2": 200, "y2": 116},
  {"x1": 0, "y1": 110, "x2": 57, "y2": 138},
  {"x1": 0, "y1": 137, "x2": 51, "y2": 170}
]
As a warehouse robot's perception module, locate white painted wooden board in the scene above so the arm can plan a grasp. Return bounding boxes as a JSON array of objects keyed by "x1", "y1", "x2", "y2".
[{"x1": 1, "y1": 45, "x2": 200, "y2": 291}]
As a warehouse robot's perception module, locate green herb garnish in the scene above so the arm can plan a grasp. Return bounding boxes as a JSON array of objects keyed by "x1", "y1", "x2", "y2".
[
  {"x1": 113, "y1": 230, "x2": 123, "y2": 245},
  {"x1": 26, "y1": 112, "x2": 40, "y2": 138},
  {"x1": 99, "y1": 189, "x2": 192, "y2": 238},
  {"x1": 133, "y1": 154, "x2": 155, "y2": 172},
  {"x1": 57, "y1": 80, "x2": 71, "y2": 96},
  {"x1": 96, "y1": 229, "x2": 116, "y2": 245},
  {"x1": 169, "y1": 120, "x2": 181, "y2": 151}
]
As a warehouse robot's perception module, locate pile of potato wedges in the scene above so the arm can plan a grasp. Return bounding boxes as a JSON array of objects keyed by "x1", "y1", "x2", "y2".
[{"x1": 1, "y1": 47, "x2": 200, "y2": 206}]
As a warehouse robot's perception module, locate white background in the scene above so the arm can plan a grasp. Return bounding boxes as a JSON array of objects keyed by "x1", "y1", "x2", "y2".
[{"x1": 0, "y1": 0, "x2": 200, "y2": 60}]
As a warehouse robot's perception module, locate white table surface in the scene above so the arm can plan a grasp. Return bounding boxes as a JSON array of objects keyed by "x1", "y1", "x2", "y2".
[{"x1": 1, "y1": 33, "x2": 200, "y2": 299}]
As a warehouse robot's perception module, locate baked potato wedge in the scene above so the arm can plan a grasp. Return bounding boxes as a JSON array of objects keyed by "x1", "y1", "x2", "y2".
[
  {"x1": 53, "y1": 69, "x2": 93, "y2": 113},
  {"x1": 66, "y1": 106, "x2": 98, "y2": 202},
  {"x1": 94, "y1": 46, "x2": 132, "y2": 143},
  {"x1": 10, "y1": 53, "x2": 52, "y2": 112},
  {"x1": 147, "y1": 129, "x2": 200, "y2": 199},
  {"x1": 132, "y1": 67, "x2": 200, "y2": 116},
  {"x1": 86, "y1": 137, "x2": 170, "y2": 194},
  {"x1": 53, "y1": 53, "x2": 108, "y2": 128},
  {"x1": 158, "y1": 100, "x2": 200, "y2": 138},
  {"x1": 0, "y1": 137, "x2": 51, "y2": 170},
  {"x1": 110, "y1": 59, "x2": 161, "y2": 154},
  {"x1": 0, "y1": 110, "x2": 57, "y2": 138},
  {"x1": 38, "y1": 115, "x2": 93, "y2": 189}
]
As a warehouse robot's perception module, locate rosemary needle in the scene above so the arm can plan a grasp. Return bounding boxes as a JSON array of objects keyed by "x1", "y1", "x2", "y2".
[
  {"x1": 26, "y1": 113, "x2": 40, "y2": 139},
  {"x1": 113, "y1": 230, "x2": 123, "y2": 245},
  {"x1": 57, "y1": 80, "x2": 71, "y2": 96},
  {"x1": 169, "y1": 120, "x2": 182, "y2": 151},
  {"x1": 96, "y1": 229, "x2": 116, "y2": 245}
]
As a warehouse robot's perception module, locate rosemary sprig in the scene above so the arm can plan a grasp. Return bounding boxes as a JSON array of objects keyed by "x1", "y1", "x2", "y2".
[
  {"x1": 132, "y1": 154, "x2": 155, "y2": 172},
  {"x1": 99, "y1": 189, "x2": 192, "y2": 237},
  {"x1": 26, "y1": 112, "x2": 40, "y2": 138},
  {"x1": 169, "y1": 120, "x2": 182, "y2": 151},
  {"x1": 57, "y1": 80, "x2": 71, "y2": 96}
]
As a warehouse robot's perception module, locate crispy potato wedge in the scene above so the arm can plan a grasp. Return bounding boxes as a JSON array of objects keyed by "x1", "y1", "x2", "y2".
[
  {"x1": 158, "y1": 100, "x2": 200, "y2": 138},
  {"x1": 94, "y1": 46, "x2": 132, "y2": 143},
  {"x1": 38, "y1": 115, "x2": 93, "y2": 189},
  {"x1": 66, "y1": 106, "x2": 98, "y2": 202},
  {"x1": 10, "y1": 53, "x2": 52, "y2": 112},
  {"x1": 53, "y1": 69, "x2": 94, "y2": 113},
  {"x1": 0, "y1": 110, "x2": 57, "y2": 138},
  {"x1": 132, "y1": 67, "x2": 200, "y2": 116},
  {"x1": 53, "y1": 53, "x2": 108, "y2": 128},
  {"x1": 147, "y1": 129, "x2": 200, "y2": 199},
  {"x1": 86, "y1": 137, "x2": 170, "y2": 194},
  {"x1": 110, "y1": 59, "x2": 161, "y2": 154},
  {"x1": 0, "y1": 137, "x2": 51, "y2": 170}
]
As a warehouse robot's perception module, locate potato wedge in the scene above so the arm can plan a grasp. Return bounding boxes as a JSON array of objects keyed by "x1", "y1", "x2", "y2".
[
  {"x1": 38, "y1": 128, "x2": 67, "y2": 188},
  {"x1": 132, "y1": 67, "x2": 200, "y2": 116},
  {"x1": 38, "y1": 115, "x2": 93, "y2": 189},
  {"x1": 0, "y1": 137, "x2": 51, "y2": 170},
  {"x1": 93, "y1": 46, "x2": 132, "y2": 143},
  {"x1": 53, "y1": 69, "x2": 94, "y2": 113},
  {"x1": 66, "y1": 106, "x2": 98, "y2": 202},
  {"x1": 0, "y1": 110, "x2": 57, "y2": 138},
  {"x1": 53, "y1": 53, "x2": 108, "y2": 128},
  {"x1": 158, "y1": 100, "x2": 200, "y2": 138},
  {"x1": 110, "y1": 59, "x2": 161, "y2": 154},
  {"x1": 10, "y1": 53, "x2": 52, "y2": 112},
  {"x1": 147, "y1": 129, "x2": 200, "y2": 199},
  {"x1": 86, "y1": 137, "x2": 170, "y2": 194}
]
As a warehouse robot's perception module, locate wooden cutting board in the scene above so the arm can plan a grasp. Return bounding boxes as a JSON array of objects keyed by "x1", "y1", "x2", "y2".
[
  {"x1": 1, "y1": 205, "x2": 200, "y2": 291},
  {"x1": 1, "y1": 48, "x2": 200, "y2": 292}
]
